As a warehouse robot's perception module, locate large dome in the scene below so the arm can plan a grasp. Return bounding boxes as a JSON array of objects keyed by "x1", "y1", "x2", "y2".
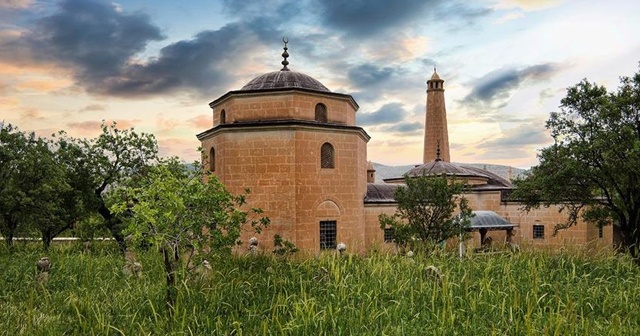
[{"x1": 241, "y1": 70, "x2": 330, "y2": 92}]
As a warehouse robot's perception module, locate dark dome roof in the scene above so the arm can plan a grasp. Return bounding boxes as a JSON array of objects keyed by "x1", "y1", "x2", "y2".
[
  {"x1": 405, "y1": 160, "x2": 485, "y2": 177},
  {"x1": 403, "y1": 160, "x2": 512, "y2": 188},
  {"x1": 241, "y1": 70, "x2": 330, "y2": 92}
]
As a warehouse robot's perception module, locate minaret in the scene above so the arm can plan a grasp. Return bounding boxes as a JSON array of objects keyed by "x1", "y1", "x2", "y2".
[{"x1": 423, "y1": 68, "x2": 450, "y2": 163}]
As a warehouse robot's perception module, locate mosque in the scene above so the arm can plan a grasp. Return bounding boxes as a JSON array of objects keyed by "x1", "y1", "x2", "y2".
[{"x1": 196, "y1": 41, "x2": 612, "y2": 253}]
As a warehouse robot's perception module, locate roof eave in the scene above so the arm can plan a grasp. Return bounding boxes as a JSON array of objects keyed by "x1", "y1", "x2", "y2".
[{"x1": 209, "y1": 88, "x2": 360, "y2": 111}]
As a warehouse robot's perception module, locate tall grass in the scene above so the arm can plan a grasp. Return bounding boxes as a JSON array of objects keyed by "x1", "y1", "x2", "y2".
[{"x1": 1, "y1": 243, "x2": 639, "y2": 335}]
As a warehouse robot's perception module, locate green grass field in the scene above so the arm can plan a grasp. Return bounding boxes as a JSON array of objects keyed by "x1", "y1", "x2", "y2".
[{"x1": 1, "y1": 243, "x2": 639, "y2": 335}]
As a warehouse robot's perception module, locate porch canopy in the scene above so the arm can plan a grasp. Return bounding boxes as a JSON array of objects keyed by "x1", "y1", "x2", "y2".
[{"x1": 465, "y1": 211, "x2": 517, "y2": 245}]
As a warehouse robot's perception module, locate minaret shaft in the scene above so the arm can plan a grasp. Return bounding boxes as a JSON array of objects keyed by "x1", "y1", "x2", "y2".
[{"x1": 423, "y1": 70, "x2": 450, "y2": 163}]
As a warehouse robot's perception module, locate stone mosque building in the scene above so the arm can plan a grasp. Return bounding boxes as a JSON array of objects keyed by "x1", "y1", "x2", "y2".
[{"x1": 196, "y1": 42, "x2": 612, "y2": 254}]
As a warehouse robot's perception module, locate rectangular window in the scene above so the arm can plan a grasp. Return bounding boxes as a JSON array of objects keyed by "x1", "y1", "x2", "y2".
[
  {"x1": 319, "y1": 220, "x2": 336, "y2": 250},
  {"x1": 533, "y1": 224, "x2": 545, "y2": 239},
  {"x1": 384, "y1": 228, "x2": 394, "y2": 243},
  {"x1": 598, "y1": 226, "x2": 603, "y2": 239}
]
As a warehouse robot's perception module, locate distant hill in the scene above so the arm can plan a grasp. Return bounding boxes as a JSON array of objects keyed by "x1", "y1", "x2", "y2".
[{"x1": 372, "y1": 162, "x2": 527, "y2": 184}]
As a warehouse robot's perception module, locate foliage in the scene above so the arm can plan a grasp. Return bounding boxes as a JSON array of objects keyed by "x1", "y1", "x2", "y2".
[
  {"x1": 0, "y1": 121, "x2": 158, "y2": 250},
  {"x1": 2, "y1": 244, "x2": 640, "y2": 334},
  {"x1": 53, "y1": 121, "x2": 159, "y2": 251},
  {"x1": 272, "y1": 234, "x2": 299, "y2": 256},
  {"x1": 71, "y1": 215, "x2": 109, "y2": 242},
  {"x1": 512, "y1": 66, "x2": 640, "y2": 259},
  {"x1": 110, "y1": 160, "x2": 269, "y2": 313},
  {"x1": 0, "y1": 124, "x2": 70, "y2": 248},
  {"x1": 379, "y1": 174, "x2": 473, "y2": 252}
]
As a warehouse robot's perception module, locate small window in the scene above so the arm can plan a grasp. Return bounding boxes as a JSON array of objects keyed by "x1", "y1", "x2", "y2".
[
  {"x1": 209, "y1": 147, "x2": 215, "y2": 172},
  {"x1": 384, "y1": 228, "x2": 394, "y2": 243},
  {"x1": 533, "y1": 225, "x2": 544, "y2": 239},
  {"x1": 220, "y1": 109, "x2": 226, "y2": 124},
  {"x1": 320, "y1": 142, "x2": 334, "y2": 168},
  {"x1": 315, "y1": 103, "x2": 327, "y2": 123},
  {"x1": 598, "y1": 226, "x2": 603, "y2": 239},
  {"x1": 320, "y1": 220, "x2": 336, "y2": 250}
]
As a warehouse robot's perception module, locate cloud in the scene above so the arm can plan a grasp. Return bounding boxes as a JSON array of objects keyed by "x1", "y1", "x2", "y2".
[
  {"x1": 79, "y1": 104, "x2": 107, "y2": 112},
  {"x1": 463, "y1": 63, "x2": 561, "y2": 108},
  {"x1": 314, "y1": 0, "x2": 490, "y2": 39},
  {"x1": 495, "y1": 0, "x2": 565, "y2": 11},
  {"x1": 477, "y1": 123, "x2": 549, "y2": 149},
  {"x1": 357, "y1": 102, "x2": 407, "y2": 126},
  {"x1": 0, "y1": 0, "x2": 280, "y2": 98},
  {"x1": 314, "y1": 0, "x2": 433, "y2": 38},
  {"x1": 348, "y1": 63, "x2": 396, "y2": 88},
  {"x1": 67, "y1": 119, "x2": 141, "y2": 135},
  {"x1": 189, "y1": 114, "x2": 212, "y2": 129},
  {"x1": 381, "y1": 121, "x2": 423, "y2": 133},
  {"x1": 16, "y1": 79, "x2": 73, "y2": 92},
  {"x1": 28, "y1": 0, "x2": 164, "y2": 78},
  {"x1": 157, "y1": 137, "x2": 200, "y2": 160},
  {"x1": 0, "y1": 0, "x2": 33, "y2": 10}
]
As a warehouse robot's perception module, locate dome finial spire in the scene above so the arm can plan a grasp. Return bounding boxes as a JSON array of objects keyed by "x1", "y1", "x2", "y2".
[{"x1": 281, "y1": 36, "x2": 290, "y2": 71}]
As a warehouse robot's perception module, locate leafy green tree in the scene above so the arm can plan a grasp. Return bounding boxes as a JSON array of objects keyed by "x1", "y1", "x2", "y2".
[
  {"x1": 0, "y1": 124, "x2": 69, "y2": 248},
  {"x1": 379, "y1": 174, "x2": 473, "y2": 252},
  {"x1": 35, "y1": 133, "x2": 96, "y2": 249},
  {"x1": 53, "y1": 122, "x2": 158, "y2": 251},
  {"x1": 513, "y1": 66, "x2": 640, "y2": 260},
  {"x1": 110, "y1": 161, "x2": 269, "y2": 314},
  {"x1": 0, "y1": 123, "x2": 27, "y2": 246}
]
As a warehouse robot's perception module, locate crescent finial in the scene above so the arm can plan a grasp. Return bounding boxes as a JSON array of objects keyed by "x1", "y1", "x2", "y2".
[{"x1": 281, "y1": 37, "x2": 290, "y2": 71}]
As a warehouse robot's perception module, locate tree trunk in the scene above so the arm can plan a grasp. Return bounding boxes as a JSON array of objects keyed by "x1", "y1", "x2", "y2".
[
  {"x1": 42, "y1": 231, "x2": 52, "y2": 251},
  {"x1": 618, "y1": 220, "x2": 640, "y2": 263},
  {"x1": 2, "y1": 217, "x2": 17, "y2": 248},
  {"x1": 96, "y1": 195, "x2": 127, "y2": 253},
  {"x1": 4, "y1": 230, "x2": 14, "y2": 248},
  {"x1": 162, "y1": 244, "x2": 178, "y2": 316}
]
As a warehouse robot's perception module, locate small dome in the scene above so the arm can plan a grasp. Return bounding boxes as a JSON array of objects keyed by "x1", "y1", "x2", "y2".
[
  {"x1": 241, "y1": 70, "x2": 330, "y2": 92},
  {"x1": 405, "y1": 160, "x2": 481, "y2": 178},
  {"x1": 403, "y1": 160, "x2": 512, "y2": 188},
  {"x1": 430, "y1": 69, "x2": 441, "y2": 80}
]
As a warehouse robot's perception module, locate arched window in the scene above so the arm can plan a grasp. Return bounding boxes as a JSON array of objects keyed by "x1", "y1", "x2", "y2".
[
  {"x1": 320, "y1": 142, "x2": 334, "y2": 168},
  {"x1": 209, "y1": 147, "x2": 216, "y2": 172},
  {"x1": 315, "y1": 103, "x2": 327, "y2": 123},
  {"x1": 220, "y1": 109, "x2": 226, "y2": 124}
]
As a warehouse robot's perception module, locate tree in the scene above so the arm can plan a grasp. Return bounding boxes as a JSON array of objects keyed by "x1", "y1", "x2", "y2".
[
  {"x1": 379, "y1": 174, "x2": 473, "y2": 252},
  {"x1": 0, "y1": 123, "x2": 28, "y2": 246},
  {"x1": 56, "y1": 122, "x2": 159, "y2": 251},
  {"x1": 512, "y1": 66, "x2": 640, "y2": 259},
  {"x1": 0, "y1": 124, "x2": 69, "y2": 248},
  {"x1": 34, "y1": 133, "x2": 96, "y2": 250},
  {"x1": 110, "y1": 160, "x2": 269, "y2": 314}
]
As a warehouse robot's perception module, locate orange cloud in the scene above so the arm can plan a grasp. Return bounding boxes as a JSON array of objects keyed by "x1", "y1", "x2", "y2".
[
  {"x1": 157, "y1": 137, "x2": 200, "y2": 161},
  {"x1": 189, "y1": 114, "x2": 212, "y2": 129},
  {"x1": 0, "y1": 96, "x2": 20, "y2": 108},
  {"x1": 67, "y1": 119, "x2": 142, "y2": 136},
  {"x1": 156, "y1": 117, "x2": 183, "y2": 130},
  {"x1": 16, "y1": 79, "x2": 73, "y2": 92},
  {"x1": 79, "y1": 104, "x2": 107, "y2": 112},
  {"x1": 0, "y1": 62, "x2": 70, "y2": 76},
  {"x1": 20, "y1": 107, "x2": 45, "y2": 120}
]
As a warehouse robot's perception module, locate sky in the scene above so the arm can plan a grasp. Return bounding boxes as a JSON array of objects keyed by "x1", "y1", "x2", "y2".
[{"x1": 1, "y1": 0, "x2": 639, "y2": 169}]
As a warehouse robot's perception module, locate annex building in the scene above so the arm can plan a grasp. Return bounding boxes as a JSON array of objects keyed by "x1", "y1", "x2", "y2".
[{"x1": 197, "y1": 42, "x2": 612, "y2": 254}]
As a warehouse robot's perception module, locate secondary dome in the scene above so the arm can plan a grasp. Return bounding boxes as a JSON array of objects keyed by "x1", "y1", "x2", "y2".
[{"x1": 241, "y1": 70, "x2": 330, "y2": 92}]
